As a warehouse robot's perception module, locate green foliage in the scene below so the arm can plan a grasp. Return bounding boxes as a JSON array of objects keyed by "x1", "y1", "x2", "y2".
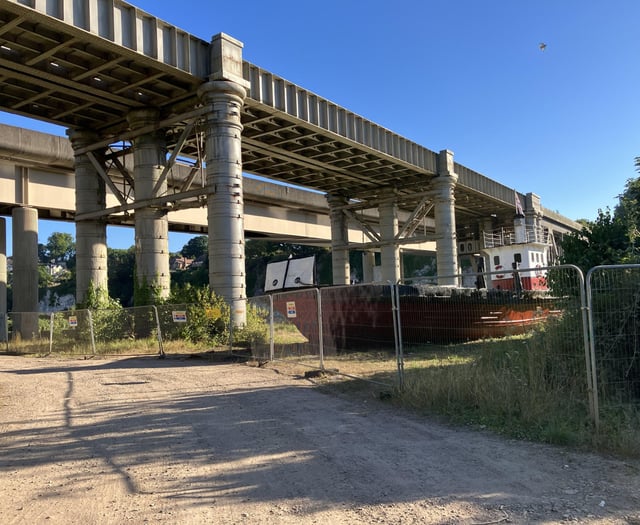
[
  {"x1": 78, "y1": 281, "x2": 121, "y2": 310},
  {"x1": 180, "y1": 235, "x2": 208, "y2": 259},
  {"x1": 133, "y1": 274, "x2": 162, "y2": 307},
  {"x1": 560, "y1": 209, "x2": 631, "y2": 271},
  {"x1": 166, "y1": 284, "x2": 230, "y2": 346},
  {"x1": 44, "y1": 232, "x2": 75, "y2": 263},
  {"x1": 396, "y1": 326, "x2": 593, "y2": 448},
  {"x1": 108, "y1": 247, "x2": 135, "y2": 307},
  {"x1": 165, "y1": 284, "x2": 268, "y2": 347}
]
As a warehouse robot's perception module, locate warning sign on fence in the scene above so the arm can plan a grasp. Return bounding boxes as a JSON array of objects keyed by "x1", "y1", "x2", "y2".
[
  {"x1": 172, "y1": 311, "x2": 187, "y2": 323},
  {"x1": 286, "y1": 301, "x2": 297, "y2": 318},
  {"x1": 68, "y1": 316, "x2": 78, "y2": 327}
]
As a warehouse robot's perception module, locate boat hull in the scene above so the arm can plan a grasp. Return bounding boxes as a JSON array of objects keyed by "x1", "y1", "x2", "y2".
[{"x1": 272, "y1": 285, "x2": 556, "y2": 351}]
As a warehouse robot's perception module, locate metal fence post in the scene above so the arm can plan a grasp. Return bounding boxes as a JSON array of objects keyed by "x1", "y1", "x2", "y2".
[
  {"x1": 48, "y1": 312, "x2": 54, "y2": 356},
  {"x1": 390, "y1": 282, "x2": 405, "y2": 390},
  {"x1": 228, "y1": 305, "x2": 234, "y2": 353},
  {"x1": 316, "y1": 288, "x2": 324, "y2": 371},
  {"x1": 87, "y1": 309, "x2": 96, "y2": 355},
  {"x1": 0, "y1": 312, "x2": 6, "y2": 344},
  {"x1": 152, "y1": 305, "x2": 165, "y2": 357},
  {"x1": 268, "y1": 294, "x2": 274, "y2": 362}
]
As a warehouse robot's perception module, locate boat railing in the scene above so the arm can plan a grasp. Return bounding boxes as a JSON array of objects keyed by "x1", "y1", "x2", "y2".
[{"x1": 483, "y1": 227, "x2": 550, "y2": 248}]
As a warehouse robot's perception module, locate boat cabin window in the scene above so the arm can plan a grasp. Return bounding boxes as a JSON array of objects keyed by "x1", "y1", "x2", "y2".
[
  {"x1": 514, "y1": 253, "x2": 522, "y2": 264},
  {"x1": 493, "y1": 255, "x2": 500, "y2": 266}
]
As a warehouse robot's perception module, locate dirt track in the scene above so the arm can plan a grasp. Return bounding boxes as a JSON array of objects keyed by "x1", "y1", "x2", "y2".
[{"x1": 0, "y1": 355, "x2": 639, "y2": 524}]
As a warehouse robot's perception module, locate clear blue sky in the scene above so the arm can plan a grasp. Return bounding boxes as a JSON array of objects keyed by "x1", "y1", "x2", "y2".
[{"x1": 2, "y1": 0, "x2": 639, "y2": 254}]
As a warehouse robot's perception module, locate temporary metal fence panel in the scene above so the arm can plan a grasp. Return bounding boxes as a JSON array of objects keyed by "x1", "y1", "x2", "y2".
[
  {"x1": 4, "y1": 311, "x2": 53, "y2": 355},
  {"x1": 587, "y1": 265, "x2": 640, "y2": 416},
  {"x1": 400, "y1": 265, "x2": 584, "y2": 345},
  {"x1": 266, "y1": 288, "x2": 322, "y2": 366},
  {"x1": 89, "y1": 306, "x2": 161, "y2": 355},
  {"x1": 399, "y1": 265, "x2": 593, "y2": 422},
  {"x1": 50, "y1": 309, "x2": 95, "y2": 355},
  {"x1": 319, "y1": 284, "x2": 396, "y2": 352},
  {"x1": 247, "y1": 295, "x2": 274, "y2": 361}
]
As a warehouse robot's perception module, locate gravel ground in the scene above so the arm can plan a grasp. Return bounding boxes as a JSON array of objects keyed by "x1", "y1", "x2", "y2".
[{"x1": 0, "y1": 354, "x2": 639, "y2": 524}]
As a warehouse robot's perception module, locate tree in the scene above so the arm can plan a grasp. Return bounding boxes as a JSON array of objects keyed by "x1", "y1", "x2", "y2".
[
  {"x1": 45, "y1": 232, "x2": 75, "y2": 263},
  {"x1": 560, "y1": 175, "x2": 640, "y2": 271},
  {"x1": 560, "y1": 209, "x2": 630, "y2": 272},
  {"x1": 181, "y1": 236, "x2": 208, "y2": 259},
  {"x1": 108, "y1": 247, "x2": 135, "y2": 307}
]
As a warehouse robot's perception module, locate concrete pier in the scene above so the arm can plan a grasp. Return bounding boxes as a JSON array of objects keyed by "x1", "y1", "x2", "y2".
[
  {"x1": 434, "y1": 150, "x2": 459, "y2": 285},
  {"x1": 11, "y1": 207, "x2": 39, "y2": 339},
  {"x1": 379, "y1": 194, "x2": 401, "y2": 283},
  {"x1": 68, "y1": 129, "x2": 108, "y2": 304},
  {"x1": 327, "y1": 194, "x2": 350, "y2": 285},
  {"x1": 199, "y1": 79, "x2": 248, "y2": 325},
  {"x1": 127, "y1": 108, "x2": 171, "y2": 303},
  {"x1": 0, "y1": 217, "x2": 6, "y2": 341},
  {"x1": 362, "y1": 251, "x2": 376, "y2": 283}
]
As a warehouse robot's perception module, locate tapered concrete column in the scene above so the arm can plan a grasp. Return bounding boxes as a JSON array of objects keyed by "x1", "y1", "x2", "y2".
[
  {"x1": 0, "y1": 217, "x2": 6, "y2": 341},
  {"x1": 434, "y1": 150, "x2": 459, "y2": 285},
  {"x1": 525, "y1": 192, "x2": 542, "y2": 232},
  {"x1": 12, "y1": 207, "x2": 39, "y2": 339},
  {"x1": 199, "y1": 80, "x2": 248, "y2": 326},
  {"x1": 362, "y1": 251, "x2": 376, "y2": 283},
  {"x1": 379, "y1": 194, "x2": 401, "y2": 283},
  {"x1": 67, "y1": 129, "x2": 108, "y2": 304},
  {"x1": 326, "y1": 194, "x2": 350, "y2": 285},
  {"x1": 127, "y1": 108, "x2": 170, "y2": 303}
]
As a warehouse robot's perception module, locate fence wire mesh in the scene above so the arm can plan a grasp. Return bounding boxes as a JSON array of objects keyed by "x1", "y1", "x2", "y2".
[{"x1": 587, "y1": 265, "x2": 640, "y2": 410}]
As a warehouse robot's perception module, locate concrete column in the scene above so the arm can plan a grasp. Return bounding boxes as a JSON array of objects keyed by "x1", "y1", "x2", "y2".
[
  {"x1": 12, "y1": 207, "x2": 39, "y2": 339},
  {"x1": 326, "y1": 194, "x2": 350, "y2": 285},
  {"x1": 199, "y1": 79, "x2": 248, "y2": 326},
  {"x1": 0, "y1": 217, "x2": 6, "y2": 341},
  {"x1": 379, "y1": 194, "x2": 401, "y2": 283},
  {"x1": 525, "y1": 192, "x2": 542, "y2": 232},
  {"x1": 67, "y1": 129, "x2": 108, "y2": 304},
  {"x1": 362, "y1": 251, "x2": 376, "y2": 283},
  {"x1": 127, "y1": 108, "x2": 170, "y2": 303},
  {"x1": 434, "y1": 150, "x2": 459, "y2": 285}
]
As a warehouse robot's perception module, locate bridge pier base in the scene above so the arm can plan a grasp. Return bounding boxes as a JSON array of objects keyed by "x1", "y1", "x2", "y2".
[
  {"x1": 68, "y1": 129, "x2": 108, "y2": 305},
  {"x1": 127, "y1": 108, "x2": 171, "y2": 304},
  {"x1": 434, "y1": 150, "x2": 459, "y2": 285},
  {"x1": 12, "y1": 206, "x2": 39, "y2": 339}
]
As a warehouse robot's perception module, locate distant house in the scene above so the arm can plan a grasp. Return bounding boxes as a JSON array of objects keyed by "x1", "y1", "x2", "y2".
[
  {"x1": 170, "y1": 256, "x2": 194, "y2": 271},
  {"x1": 191, "y1": 254, "x2": 207, "y2": 268},
  {"x1": 47, "y1": 261, "x2": 68, "y2": 277}
]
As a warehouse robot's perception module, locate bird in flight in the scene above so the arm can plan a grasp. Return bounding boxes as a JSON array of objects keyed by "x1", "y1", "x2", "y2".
[{"x1": 539, "y1": 42, "x2": 547, "y2": 51}]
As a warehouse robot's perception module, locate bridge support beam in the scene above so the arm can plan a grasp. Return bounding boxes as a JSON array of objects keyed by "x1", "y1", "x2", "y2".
[
  {"x1": 0, "y1": 217, "x2": 6, "y2": 341},
  {"x1": 199, "y1": 79, "x2": 248, "y2": 326},
  {"x1": 68, "y1": 130, "x2": 108, "y2": 305},
  {"x1": 434, "y1": 150, "x2": 459, "y2": 285},
  {"x1": 127, "y1": 108, "x2": 170, "y2": 304},
  {"x1": 379, "y1": 193, "x2": 401, "y2": 283},
  {"x1": 12, "y1": 207, "x2": 39, "y2": 339},
  {"x1": 327, "y1": 194, "x2": 350, "y2": 285}
]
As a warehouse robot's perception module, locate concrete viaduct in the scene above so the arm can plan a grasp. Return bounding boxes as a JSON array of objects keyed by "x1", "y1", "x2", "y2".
[{"x1": 0, "y1": 0, "x2": 580, "y2": 331}]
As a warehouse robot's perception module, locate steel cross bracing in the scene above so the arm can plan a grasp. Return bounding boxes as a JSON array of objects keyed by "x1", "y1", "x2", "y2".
[{"x1": 0, "y1": 0, "x2": 579, "y2": 243}]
